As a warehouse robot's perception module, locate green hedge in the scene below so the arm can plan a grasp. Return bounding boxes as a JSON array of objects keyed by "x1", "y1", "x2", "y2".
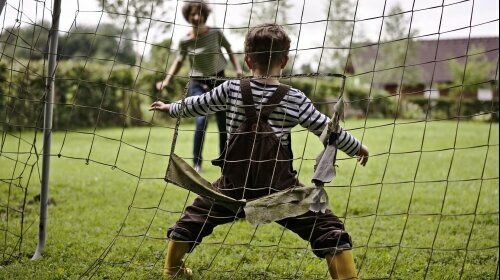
[
  {"x1": 0, "y1": 60, "x2": 187, "y2": 131},
  {"x1": 288, "y1": 78, "x2": 397, "y2": 118},
  {"x1": 1, "y1": 61, "x2": 497, "y2": 132},
  {"x1": 409, "y1": 97, "x2": 499, "y2": 121}
]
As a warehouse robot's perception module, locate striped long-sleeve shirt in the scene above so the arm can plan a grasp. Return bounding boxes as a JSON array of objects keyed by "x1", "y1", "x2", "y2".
[
  {"x1": 177, "y1": 28, "x2": 231, "y2": 77},
  {"x1": 169, "y1": 80, "x2": 362, "y2": 157}
]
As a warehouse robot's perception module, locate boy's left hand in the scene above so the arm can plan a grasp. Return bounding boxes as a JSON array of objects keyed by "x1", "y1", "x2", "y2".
[
  {"x1": 149, "y1": 101, "x2": 170, "y2": 113},
  {"x1": 357, "y1": 144, "x2": 369, "y2": 166}
]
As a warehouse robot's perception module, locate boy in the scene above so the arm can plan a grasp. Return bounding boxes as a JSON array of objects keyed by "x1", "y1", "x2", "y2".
[
  {"x1": 156, "y1": 0, "x2": 243, "y2": 172},
  {"x1": 151, "y1": 23, "x2": 369, "y2": 279}
]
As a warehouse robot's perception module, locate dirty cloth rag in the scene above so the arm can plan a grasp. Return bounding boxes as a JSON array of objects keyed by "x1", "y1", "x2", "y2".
[{"x1": 165, "y1": 153, "x2": 329, "y2": 225}]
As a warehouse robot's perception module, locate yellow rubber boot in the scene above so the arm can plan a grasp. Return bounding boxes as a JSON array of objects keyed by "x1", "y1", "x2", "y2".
[
  {"x1": 164, "y1": 240, "x2": 193, "y2": 279},
  {"x1": 326, "y1": 250, "x2": 358, "y2": 280}
]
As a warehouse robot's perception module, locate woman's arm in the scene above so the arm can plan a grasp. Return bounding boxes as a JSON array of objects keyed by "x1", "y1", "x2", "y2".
[
  {"x1": 156, "y1": 58, "x2": 184, "y2": 91},
  {"x1": 218, "y1": 30, "x2": 242, "y2": 77},
  {"x1": 227, "y1": 48, "x2": 243, "y2": 77}
]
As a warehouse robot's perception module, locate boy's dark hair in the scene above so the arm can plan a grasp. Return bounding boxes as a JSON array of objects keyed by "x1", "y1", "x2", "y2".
[
  {"x1": 244, "y1": 23, "x2": 291, "y2": 72},
  {"x1": 182, "y1": 0, "x2": 211, "y2": 23}
]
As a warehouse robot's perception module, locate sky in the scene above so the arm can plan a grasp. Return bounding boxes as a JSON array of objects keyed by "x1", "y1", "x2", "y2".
[{"x1": 1, "y1": 0, "x2": 498, "y2": 67}]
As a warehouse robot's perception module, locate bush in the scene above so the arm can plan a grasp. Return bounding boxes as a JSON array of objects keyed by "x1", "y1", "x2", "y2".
[
  {"x1": 4, "y1": 59, "x2": 495, "y2": 132},
  {"x1": 287, "y1": 78, "x2": 341, "y2": 114},
  {"x1": 1, "y1": 60, "x2": 144, "y2": 131},
  {"x1": 0, "y1": 58, "x2": 218, "y2": 131},
  {"x1": 287, "y1": 77, "x2": 396, "y2": 118},
  {"x1": 0, "y1": 61, "x2": 46, "y2": 131},
  {"x1": 408, "y1": 97, "x2": 499, "y2": 121}
]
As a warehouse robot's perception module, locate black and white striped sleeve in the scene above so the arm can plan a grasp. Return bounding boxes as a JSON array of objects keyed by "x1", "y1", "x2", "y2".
[
  {"x1": 336, "y1": 127, "x2": 361, "y2": 157},
  {"x1": 295, "y1": 91, "x2": 361, "y2": 157},
  {"x1": 169, "y1": 81, "x2": 230, "y2": 118},
  {"x1": 297, "y1": 94, "x2": 329, "y2": 136}
]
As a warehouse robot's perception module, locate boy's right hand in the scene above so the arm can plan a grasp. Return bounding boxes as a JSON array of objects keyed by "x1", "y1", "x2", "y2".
[
  {"x1": 357, "y1": 144, "x2": 369, "y2": 166},
  {"x1": 149, "y1": 101, "x2": 170, "y2": 113}
]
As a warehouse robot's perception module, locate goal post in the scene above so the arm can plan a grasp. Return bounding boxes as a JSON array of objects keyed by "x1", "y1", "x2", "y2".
[{"x1": 31, "y1": 0, "x2": 61, "y2": 261}]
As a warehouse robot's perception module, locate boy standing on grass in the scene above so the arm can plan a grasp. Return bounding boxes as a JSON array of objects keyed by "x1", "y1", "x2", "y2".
[
  {"x1": 151, "y1": 23, "x2": 369, "y2": 279},
  {"x1": 156, "y1": 0, "x2": 243, "y2": 173}
]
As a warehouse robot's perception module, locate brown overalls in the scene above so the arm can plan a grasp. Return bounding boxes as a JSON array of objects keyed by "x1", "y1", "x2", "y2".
[{"x1": 167, "y1": 80, "x2": 352, "y2": 258}]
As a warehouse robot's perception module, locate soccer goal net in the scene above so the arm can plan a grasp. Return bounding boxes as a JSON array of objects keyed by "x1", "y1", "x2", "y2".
[{"x1": 0, "y1": 0, "x2": 498, "y2": 279}]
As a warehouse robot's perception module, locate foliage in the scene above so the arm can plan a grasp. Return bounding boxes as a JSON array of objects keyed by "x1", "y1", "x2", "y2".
[
  {"x1": 1, "y1": 56, "x2": 496, "y2": 134},
  {"x1": 237, "y1": 0, "x2": 293, "y2": 33},
  {"x1": 0, "y1": 60, "x2": 46, "y2": 131},
  {"x1": 448, "y1": 46, "x2": 497, "y2": 96},
  {"x1": 347, "y1": 85, "x2": 400, "y2": 118},
  {"x1": 97, "y1": 0, "x2": 171, "y2": 64},
  {"x1": 0, "y1": 63, "x2": 8, "y2": 120},
  {"x1": 97, "y1": 0, "x2": 169, "y2": 29},
  {"x1": 399, "y1": 100, "x2": 425, "y2": 119},
  {"x1": 0, "y1": 56, "x2": 195, "y2": 131},
  {"x1": 146, "y1": 38, "x2": 172, "y2": 71},
  {"x1": 252, "y1": 0, "x2": 292, "y2": 25},
  {"x1": 288, "y1": 77, "x2": 400, "y2": 119},
  {"x1": 382, "y1": 5, "x2": 409, "y2": 41},
  {"x1": 409, "y1": 96, "x2": 499, "y2": 121},
  {"x1": 0, "y1": 21, "x2": 137, "y2": 64},
  {"x1": 321, "y1": 0, "x2": 358, "y2": 73},
  {"x1": 0, "y1": 60, "x2": 141, "y2": 130},
  {"x1": 139, "y1": 37, "x2": 189, "y2": 110},
  {"x1": 374, "y1": 4, "x2": 422, "y2": 87},
  {"x1": 58, "y1": 23, "x2": 136, "y2": 64},
  {"x1": 289, "y1": 76, "x2": 498, "y2": 121},
  {"x1": 0, "y1": 21, "x2": 51, "y2": 61}
]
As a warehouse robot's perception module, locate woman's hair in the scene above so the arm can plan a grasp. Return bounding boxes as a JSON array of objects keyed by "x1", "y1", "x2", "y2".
[
  {"x1": 182, "y1": 0, "x2": 211, "y2": 23},
  {"x1": 244, "y1": 23, "x2": 291, "y2": 71}
]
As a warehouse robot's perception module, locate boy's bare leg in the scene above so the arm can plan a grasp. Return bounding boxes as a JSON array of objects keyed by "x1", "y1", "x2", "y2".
[
  {"x1": 164, "y1": 240, "x2": 192, "y2": 279},
  {"x1": 326, "y1": 250, "x2": 358, "y2": 279}
]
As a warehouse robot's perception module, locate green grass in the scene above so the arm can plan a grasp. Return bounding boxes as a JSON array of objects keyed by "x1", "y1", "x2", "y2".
[{"x1": 0, "y1": 119, "x2": 498, "y2": 279}]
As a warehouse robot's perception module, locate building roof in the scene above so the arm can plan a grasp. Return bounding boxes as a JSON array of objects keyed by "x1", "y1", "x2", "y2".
[{"x1": 350, "y1": 37, "x2": 499, "y2": 85}]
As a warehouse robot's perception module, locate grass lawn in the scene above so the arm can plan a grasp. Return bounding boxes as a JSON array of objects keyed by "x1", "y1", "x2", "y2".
[{"x1": 0, "y1": 118, "x2": 498, "y2": 279}]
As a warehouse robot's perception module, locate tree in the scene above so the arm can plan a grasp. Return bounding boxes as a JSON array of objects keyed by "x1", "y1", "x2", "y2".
[
  {"x1": 249, "y1": 0, "x2": 293, "y2": 26},
  {"x1": 0, "y1": 21, "x2": 50, "y2": 61},
  {"x1": 96, "y1": 0, "x2": 172, "y2": 126},
  {"x1": 0, "y1": 21, "x2": 137, "y2": 64},
  {"x1": 321, "y1": 0, "x2": 358, "y2": 73},
  {"x1": 300, "y1": 63, "x2": 314, "y2": 74},
  {"x1": 448, "y1": 46, "x2": 496, "y2": 96},
  {"x1": 97, "y1": 0, "x2": 171, "y2": 65},
  {"x1": 147, "y1": 37, "x2": 172, "y2": 70},
  {"x1": 234, "y1": 0, "x2": 295, "y2": 37},
  {"x1": 375, "y1": 4, "x2": 422, "y2": 88},
  {"x1": 58, "y1": 23, "x2": 136, "y2": 64}
]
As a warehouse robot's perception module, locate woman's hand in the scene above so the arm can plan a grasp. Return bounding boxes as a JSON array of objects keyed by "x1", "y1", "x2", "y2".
[{"x1": 156, "y1": 80, "x2": 169, "y2": 91}]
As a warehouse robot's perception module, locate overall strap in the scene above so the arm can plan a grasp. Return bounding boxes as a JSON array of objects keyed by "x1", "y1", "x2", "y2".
[
  {"x1": 239, "y1": 79, "x2": 257, "y2": 120},
  {"x1": 260, "y1": 84, "x2": 290, "y2": 121},
  {"x1": 239, "y1": 79, "x2": 290, "y2": 122}
]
